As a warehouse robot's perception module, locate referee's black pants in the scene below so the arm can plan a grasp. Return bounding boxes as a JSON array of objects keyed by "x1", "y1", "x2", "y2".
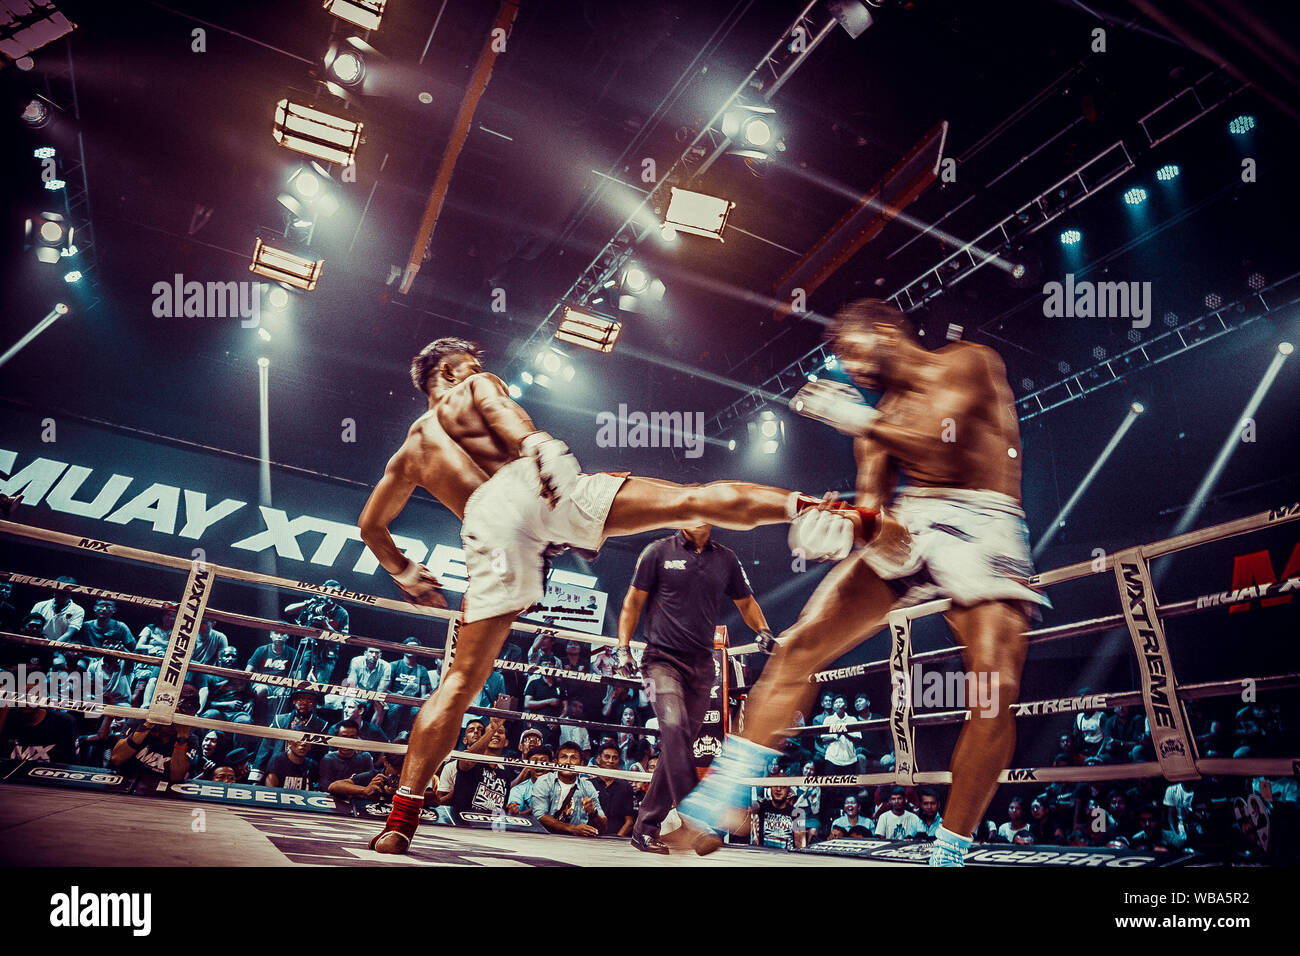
[{"x1": 633, "y1": 646, "x2": 716, "y2": 837}]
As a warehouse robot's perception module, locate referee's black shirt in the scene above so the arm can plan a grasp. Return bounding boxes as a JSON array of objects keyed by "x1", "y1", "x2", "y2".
[{"x1": 631, "y1": 532, "x2": 753, "y2": 656}]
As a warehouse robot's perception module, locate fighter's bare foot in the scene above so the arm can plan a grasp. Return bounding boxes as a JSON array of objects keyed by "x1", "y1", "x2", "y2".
[{"x1": 369, "y1": 829, "x2": 412, "y2": 854}]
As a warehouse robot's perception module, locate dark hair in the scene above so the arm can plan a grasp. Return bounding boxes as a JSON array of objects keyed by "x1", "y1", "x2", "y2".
[
  {"x1": 410, "y1": 337, "x2": 483, "y2": 397},
  {"x1": 918, "y1": 787, "x2": 939, "y2": 803},
  {"x1": 531, "y1": 745, "x2": 554, "y2": 762},
  {"x1": 335, "y1": 719, "x2": 364, "y2": 735},
  {"x1": 557, "y1": 740, "x2": 583, "y2": 758},
  {"x1": 828, "y1": 298, "x2": 918, "y2": 342},
  {"x1": 598, "y1": 741, "x2": 620, "y2": 756},
  {"x1": 890, "y1": 786, "x2": 906, "y2": 797}
]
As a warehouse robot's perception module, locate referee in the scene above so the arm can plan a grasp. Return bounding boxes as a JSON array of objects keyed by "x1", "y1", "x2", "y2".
[{"x1": 618, "y1": 523, "x2": 776, "y2": 854}]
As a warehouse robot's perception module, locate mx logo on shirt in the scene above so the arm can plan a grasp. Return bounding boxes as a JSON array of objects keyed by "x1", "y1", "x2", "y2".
[{"x1": 664, "y1": 560, "x2": 686, "y2": 570}]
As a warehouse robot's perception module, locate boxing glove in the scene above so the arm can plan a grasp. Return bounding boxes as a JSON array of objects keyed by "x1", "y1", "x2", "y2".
[{"x1": 790, "y1": 381, "x2": 879, "y2": 436}]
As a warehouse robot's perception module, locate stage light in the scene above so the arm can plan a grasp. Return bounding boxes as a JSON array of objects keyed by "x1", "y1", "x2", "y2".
[
  {"x1": 761, "y1": 439, "x2": 780, "y2": 454},
  {"x1": 508, "y1": 383, "x2": 523, "y2": 399},
  {"x1": 1092, "y1": 345, "x2": 1106, "y2": 360},
  {"x1": 0, "y1": 1, "x2": 76, "y2": 61},
  {"x1": 660, "y1": 224, "x2": 677, "y2": 242},
  {"x1": 1163, "y1": 311, "x2": 1178, "y2": 327},
  {"x1": 557, "y1": 306, "x2": 621, "y2": 353},
  {"x1": 1122, "y1": 187, "x2": 1147, "y2": 206},
  {"x1": 250, "y1": 237, "x2": 324, "y2": 290},
  {"x1": 1155, "y1": 164, "x2": 1180, "y2": 182},
  {"x1": 55, "y1": 302, "x2": 68, "y2": 314},
  {"x1": 1228, "y1": 114, "x2": 1255, "y2": 135},
  {"x1": 331, "y1": 50, "x2": 365, "y2": 86},
  {"x1": 1131, "y1": 402, "x2": 1145, "y2": 414},
  {"x1": 258, "y1": 327, "x2": 272, "y2": 341},
  {"x1": 323, "y1": 0, "x2": 386, "y2": 31},
  {"x1": 266, "y1": 286, "x2": 290, "y2": 310},
  {"x1": 1280, "y1": 342, "x2": 1294, "y2": 356},
  {"x1": 623, "y1": 265, "x2": 649, "y2": 295},
  {"x1": 828, "y1": 0, "x2": 875, "y2": 38},
  {"x1": 535, "y1": 374, "x2": 553, "y2": 389},
  {"x1": 1247, "y1": 273, "x2": 1265, "y2": 291},
  {"x1": 21, "y1": 96, "x2": 50, "y2": 128},
  {"x1": 727, "y1": 439, "x2": 736, "y2": 451},
  {"x1": 1011, "y1": 263, "x2": 1026, "y2": 279},
  {"x1": 33, "y1": 147, "x2": 55, "y2": 160},
  {"x1": 721, "y1": 104, "x2": 780, "y2": 160},
  {"x1": 257, "y1": 357, "x2": 270, "y2": 369},
  {"x1": 1007, "y1": 448, "x2": 1018, "y2": 458},
  {"x1": 761, "y1": 419, "x2": 778, "y2": 438},
  {"x1": 25, "y1": 211, "x2": 72, "y2": 263},
  {"x1": 562, "y1": 365, "x2": 576, "y2": 382},
  {"x1": 824, "y1": 355, "x2": 837, "y2": 370},
  {"x1": 1060, "y1": 229, "x2": 1081, "y2": 246},
  {"x1": 1205, "y1": 293, "x2": 1222, "y2": 310},
  {"x1": 1058, "y1": 361, "x2": 1070, "y2": 373},
  {"x1": 807, "y1": 373, "x2": 819, "y2": 382},
  {"x1": 542, "y1": 353, "x2": 561, "y2": 373},
  {"x1": 1020, "y1": 377, "x2": 1034, "y2": 390},
  {"x1": 521, "y1": 371, "x2": 534, "y2": 385},
  {"x1": 273, "y1": 99, "x2": 362, "y2": 166},
  {"x1": 1127, "y1": 329, "x2": 1142, "y2": 343},
  {"x1": 663, "y1": 188, "x2": 735, "y2": 241},
  {"x1": 43, "y1": 178, "x2": 65, "y2": 191},
  {"x1": 62, "y1": 270, "x2": 80, "y2": 283},
  {"x1": 278, "y1": 162, "x2": 340, "y2": 222}
]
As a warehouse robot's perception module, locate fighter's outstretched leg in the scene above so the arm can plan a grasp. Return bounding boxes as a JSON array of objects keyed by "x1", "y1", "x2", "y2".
[
  {"x1": 370, "y1": 610, "x2": 519, "y2": 853},
  {"x1": 677, "y1": 553, "x2": 898, "y2": 848},
  {"x1": 928, "y1": 599, "x2": 1029, "y2": 866},
  {"x1": 602, "y1": 476, "x2": 797, "y2": 535}
]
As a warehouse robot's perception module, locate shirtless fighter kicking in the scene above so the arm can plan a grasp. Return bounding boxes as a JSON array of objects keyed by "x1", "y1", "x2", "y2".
[
  {"x1": 677, "y1": 299, "x2": 1050, "y2": 866},
  {"x1": 356, "y1": 337, "x2": 873, "y2": 853}
]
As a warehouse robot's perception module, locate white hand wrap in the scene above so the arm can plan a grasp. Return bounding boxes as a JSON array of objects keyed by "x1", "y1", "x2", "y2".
[
  {"x1": 521, "y1": 431, "x2": 581, "y2": 503},
  {"x1": 788, "y1": 508, "x2": 855, "y2": 562},
  {"x1": 391, "y1": 561, "x2": 429, "y2": 591},
  {"x1": 790, "y1": 381, "x2": 880, "y2": 436}
]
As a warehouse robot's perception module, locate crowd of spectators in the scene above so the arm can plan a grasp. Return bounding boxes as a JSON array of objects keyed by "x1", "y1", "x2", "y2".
[{"x1": 0, "y1": 574, "x2": 1295, "y2": 861}]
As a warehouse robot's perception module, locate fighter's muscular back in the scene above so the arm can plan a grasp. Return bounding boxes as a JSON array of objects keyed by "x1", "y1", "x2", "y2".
[
  {"x1": 855, "y1": 342, "x2": 1023, "y2": 507},
  {"x1": 386, "y1": 371, "x2": 535, "y2": 520}
]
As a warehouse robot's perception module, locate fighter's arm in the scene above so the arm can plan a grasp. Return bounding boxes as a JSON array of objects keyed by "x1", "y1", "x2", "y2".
[
  {"x1": 469, "y1": 372, "x2": 541, "y2": 454},
  {"x1": 853, "y1": 434, "x2": 899, "y2": 511},
  {"x1": 358, "y1": 453, "x2": 418, "y2": 576},
  {"x1": 358, "y1": 451, "x2": 447, "y2": 608}
]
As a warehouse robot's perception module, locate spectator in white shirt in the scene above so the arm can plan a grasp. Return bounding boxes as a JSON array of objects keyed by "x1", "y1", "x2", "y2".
[
  {"x1": 997, "y1": 796, "x2": 1030, "y2": 842},
  {"x1": 819, "y1": 695, "x2": 864, "y2": 771},
  {"x1": 343, "y1": 647, "x2": 393, "y2": 724},
  {"x1": 875, "y1": 787, "x2": 926, "y2": 840},
  {"x1": 31, "y1": 577, "x2": 84, "y2": 644}
]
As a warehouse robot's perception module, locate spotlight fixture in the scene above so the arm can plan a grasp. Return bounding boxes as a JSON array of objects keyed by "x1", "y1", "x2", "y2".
[
  {"x1": 1060, "y1": 229, "x2": 1081, "y2": 246},
  {"x1": 1279, "y1": 342, "x2": 1294, "y2": 356},
  {"x1": 1092, "y1": 345, "x2": 1106, "y2": 360},
  {"x1": 1020, "y1": 377, "x2": 1034, "y2": 390},
  {"x1": 556, "y1": 306, "x2": 621, "y2": 353},
  {"x1": 748, "y1": 409, "x2": 785, "y2": 453},
  {"x1": 43, "y1": 178, "x2": 65, "y2": 191},
  {"x1": 827, "y1": 0, "x2": 874, "y2": 38},
  {"x1": 1011, "y1": 263, "x2": 1026, "y2": 279},
  {"x1": 727, "y1": 439, "x2": 737, "y2": 451},
  {"x1": 322, "y1": 35, "x2": 384, "y2": 102},
  {"x1": 273, "y1": 99, "x2": 362, "y2": 166},
  {"x1": 1058, "y1": 361, "x2": 1070, "y2": 373},
  {"x1": 1204, "y1": 293, "x2": 1222, "y2": 310},
  {"x1": 521, "y1": 371, "x2": 533, "y2": 385},
  {"x1": 1163, "y1": 312, "x2": 1178, "y2": 327},
  {"x1": 266, "y1": 286, "x2": 290, "y2": 310},
  {"x1": 1122, "y1": 187, "x2": 1147, "y2": 206},
  {"x1": 616, "y1": 261, "x2": 665, "y2": 313},
  {"x1": 663, "y1": 188, "x2": 735, "y2": 241},
  {"x1": 257, "y1": 327, "x2": 272, "y2": 342},
  {"x1": 25, "y1": 211, "x2": 72, "y2": 263},
  {"x1": 507, "y1": 383, "x2": 523, "y2": 398},
  {"x1": 20, "y1": 96, "x2": 51, "y2": 128},
  {"x1": 277, "y1": 161, "x2": 340, "y2": 222},
  {"x1": 1131, "y1": 402, "x2": 1145, "y2": 414},
  {"x1": 533, "y1": 346, "x2": 573, "y2": 385},
  {"x1": 63, "y1": 270, "x2": 81, "y2": 283},
  {"x1": 250, "y1": 237, "x2": 324, "y2": 290},
  {"x1": 257, "y1": 357, "x2": 270, "y2": 369},
  {"x1": 1227, "y1": 114, "x2": 1255, "y2": 135},
  {"x1": 721, "y1": 104, "x2": 780, "y2": 160},
  {"x1": 33, "y1": 146, "x2": 55, "y2": 160},
  {"x1": 1155, "y1": 164, "x2": 1180, "y2": 182},
  {"x1": 1247, "y1": 273, "x2": 1265, "y2": 291},
  {"x1": 1127, "y1": 329, "x2": 1141, "y2": 343},
  {"x1": 323, "y1": 0, "x2": 387, "y2": 31}
]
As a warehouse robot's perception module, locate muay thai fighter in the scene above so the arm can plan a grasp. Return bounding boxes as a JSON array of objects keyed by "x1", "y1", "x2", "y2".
[
  {"x1": 677, "y1": 299, "x2": 1050, "y2": 866},
  {"x1": 357, "y1": 338, "x2": 881, "y2": 853}
]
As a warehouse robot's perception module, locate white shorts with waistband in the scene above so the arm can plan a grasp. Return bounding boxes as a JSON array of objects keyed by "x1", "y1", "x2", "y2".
[
  {"x1": 459, "y1": 458, "x2": 627, "y2": 624},
  {"x1": 859, "y1": 487, "x2": 1051, "y2": 611}
]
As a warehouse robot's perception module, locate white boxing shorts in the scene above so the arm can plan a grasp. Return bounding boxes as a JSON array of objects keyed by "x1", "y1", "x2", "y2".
[
  {"x1": 459, "y1": 458, "x2": 627, "y2": 624},
  {"x1": 860, "y1": 487, "x2": 1051, "y2": 613}
]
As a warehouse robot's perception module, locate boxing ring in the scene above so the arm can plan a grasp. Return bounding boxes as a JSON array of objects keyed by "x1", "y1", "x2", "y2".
[{"x1": 1, "y1": 499, "x2": 1297, "y2": 866}]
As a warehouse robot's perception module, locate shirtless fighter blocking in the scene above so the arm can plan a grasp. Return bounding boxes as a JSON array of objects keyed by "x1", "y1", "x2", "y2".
[
  {"x1": 356, "y1": 337, "x2": 877, "y2": 853},
  {"x1": 677, "y1": 299, "x2": 1050, "y2": 866}
]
